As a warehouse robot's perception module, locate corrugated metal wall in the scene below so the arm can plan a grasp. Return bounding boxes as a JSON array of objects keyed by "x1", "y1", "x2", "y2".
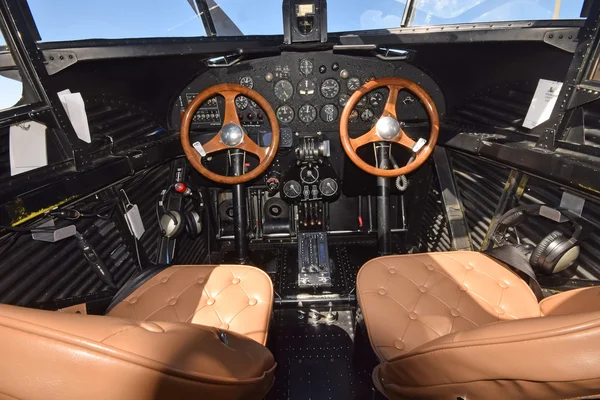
[{"x1": 417, "y1": 173, "x2": 452, "y2": 252}]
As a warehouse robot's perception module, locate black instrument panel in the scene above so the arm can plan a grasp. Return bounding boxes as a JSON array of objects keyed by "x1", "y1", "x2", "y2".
[{"x1": 170, "y1": 52, "x2": 445, "y2": 135}]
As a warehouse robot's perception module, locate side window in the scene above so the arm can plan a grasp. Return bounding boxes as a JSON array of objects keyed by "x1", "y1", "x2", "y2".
[{"x1": 0, "y1": 34, "x2": 24, "y2": 111}]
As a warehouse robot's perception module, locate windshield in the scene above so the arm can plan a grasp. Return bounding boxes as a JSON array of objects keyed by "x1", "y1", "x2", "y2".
[{"x1": 27, "y1": 0, "x2": 585, "y2": 41}]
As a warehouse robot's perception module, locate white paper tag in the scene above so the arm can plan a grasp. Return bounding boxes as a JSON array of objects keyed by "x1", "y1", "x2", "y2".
[
  {"x1": 124, "y1": 204, "x2": 145, "y2": 240},
  {"x1": 9, "y1": 121, "x2": 48, "y2": 176},
  {"x1": 193, "y1": 141, "x2": 207, "y2": 157},
  {"x1": 523, "y1": 79, "x2": 563, "y2": 129},
  {"x1": 58, "y1": 89, "x2": 92, "y2": 143}
]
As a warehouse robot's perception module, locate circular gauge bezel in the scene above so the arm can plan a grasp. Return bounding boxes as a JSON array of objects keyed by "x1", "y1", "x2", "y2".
[
  {"x1": 297, "y1": 78, "x2": 317, "y2": 100},
  {"x1": 319, "y1": 178, "x2": 339, "y2": 197},
  {"x1": 369, "y1": 92, "x2": 384, "y2": 107},
  {"x1": 239, "y1": 76, "x2": 254, "y2": 89},
  {"x1": 349, "y1": 109, "x2": 359, "y2": 122},
  {"x1": 276, "y1": 105, "x2": 295, "y2": 124},
  {"x1": 235, "y1": 95, "x2": 248, "y2": 110},
  {"x1": 299, "y1": 59, "x2": 313, "y2": 76},
  {"x1": 338, "y1": 93, "x2": 350, "y2": 108},
  {"x1": 360, "y1": 108, "x2": 375, "y2": 122},
  {"x1": 274, "y1": 80, "x2": 294, "y2": 102},
  {"x1": 298, "y1": 104, "x2": 317, "y2": 123},
  {"x1": 347, "y1": 77, "x2": 361, "y2": 91},
  {"x1": 300, "y1": 167, "x2": 319, "y2": 184},
  {"x1": 283, "y1": 181, "x2": 302, "y2": 198},
  {"x1": 357, "y1": 96, "x2": 368, "y2": 107},
  {"x1": 320, "y1": 104, "x2": 338, "y2": 123},
  {"x1": 320, "y1": 78, "x2": 340, "y2": 99}
]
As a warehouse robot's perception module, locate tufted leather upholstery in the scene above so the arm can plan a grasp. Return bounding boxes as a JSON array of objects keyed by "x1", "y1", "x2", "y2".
[
  {"x1": 0, "y1": 264, "x2": 275, "y2": 400},
  {"x1": 358, "y1": 251, "x2": 600, "y2": 399},
  {"x1": 108, "y1": 264, "x2": 273, "y2": 344}
]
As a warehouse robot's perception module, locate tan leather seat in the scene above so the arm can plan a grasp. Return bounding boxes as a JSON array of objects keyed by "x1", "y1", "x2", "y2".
[
  {"x1": 357, "y1": 251, "x2": 600, "y2": 399},
  {"x1": 0, "y1": 264, "x2": 275, "y2": 400},
  {"x1": 108, "y1": 264, "x2": 273, "y2": 344}
]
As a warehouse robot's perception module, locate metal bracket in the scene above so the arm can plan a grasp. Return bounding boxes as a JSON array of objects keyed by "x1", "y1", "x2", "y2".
[
  {"x1": 536, "y1": 128, "x2": 557, "y2": 151},
  {"x1": 543, "y1": 28, "x2": 580, "y2": 53},
  {"x1": 432, "y1": 147, "x2": 472, "y2": 251},
  {"x1": 27, "y1": 107, "x2": 60, "y2": 129},
  {"x1": 567, "y1": 84, "x2": 600, "y2": 109},
  {"x1": 43, "y1": 51, "x2": 78, "y2": 75}
]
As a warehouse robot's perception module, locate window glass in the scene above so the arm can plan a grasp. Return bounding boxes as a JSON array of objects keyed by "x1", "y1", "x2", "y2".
[{"x1": 0, "y1": 35, "x2": 24, "y2": 111}]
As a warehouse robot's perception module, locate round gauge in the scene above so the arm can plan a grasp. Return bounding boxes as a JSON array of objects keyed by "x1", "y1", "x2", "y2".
[
  {"x1": 369, "y1": 92, "x2": 384, "y2": 107},
  {"x1": 239, "y1": 76, "x2": 254, "y2": 89},
  {"x1": 361, "y1": 108, "x2": 375, "y2": 122},
  {"x1": 298, "y1": 104, "x2": 317, "y2": 123},
  {"x1": 283, "y1": 181, "x2": 302, "y2": 199},
  {"x1": 357, "y1": 96, "x2": 368, "y2": 107},
  {"x1": 347, "y1": 77, "x2": 361, "y2": 91},
  {"x1": 235, "y1": 95, "x2": 248, "y2": 110},
  {"x1": 276, "y1": 105, "x2": 294, "y2": 124},
  {"x1": 320, "y1": 104, "x2": 338, "y2": 123},
  {"x1": 299, "y1": 59, "x2": 313, "y2": 76},
  {"x1": 274, "y1": 80, "x2": 294, "y2": 102},
  {"x1": 319, "y1": 178, "x2": 339, "y2": 197},
  {"x1": 297, "y1": 78, "x2": 317, "y2": 100},
  {"x1": 320, "y1": 78, "x2": 340, "y2": 99},
  {"x1": 249, "y1": 99, "x2": 259, "y2": 109},
  {"x1": 300, "y1": 167, "x2": 319, "y2": 184},
  {"x1": 338, "y1": 93, "x2": 350, "y2": 108},
  {"x1": 349, "y1": 109, "x2": 359, "y2": 122}
]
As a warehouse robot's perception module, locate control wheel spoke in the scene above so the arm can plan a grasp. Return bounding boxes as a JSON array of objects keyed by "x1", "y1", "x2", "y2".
[
  {"x1": 390, "y1": 128, "x2": 415, "y2": 150},
  {"x1": 201, "y1": 134, "x2": 227, "y2": 155},
  {"x1": 350, "y1": 126, "x2": 378, "y2": 150},
  {"x1": 383, "y1": 85, "x2": 401, "y2": 119},
  {"x1": 219, "y1": 90, "x2": 242, "y2": 127},
  {"x1": 239, "y1": 135, "x2": 268, "y2": 162}
]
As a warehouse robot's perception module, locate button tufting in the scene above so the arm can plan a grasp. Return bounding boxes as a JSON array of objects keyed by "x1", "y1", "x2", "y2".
[
  {"x1": 426, "y1": 264, "x2": 435, "y2": 271},
  {"x1": 249, "y1": 298, "x2": 258, "y2": 306},
  {"x1": 160, "y1": 277, "x2": 169, "y2": 283},
  {"x1": 465, "y1": 263, "x2": 474, "y2": 271},
  {"x1": 168, "y1": 298, "x2": 177, "y2": 306},
  {"x1": 232, "y1": 277, "x2": 240, "y2": 284},
  {"x1": 408, "y1": 312, "x2": 418, "y2": 320},
  {"x1": 129, "y1": 297, "x2": 138, "y2": 304},
  {"x1": 378, "y1": 288, "x2": 387, "y2": 295},
  {"x1": 197, "y1": 277, "x2": 205, "y2": 284},
  {"x1": 220, "y1": 323, "x2": 229, "y2": 330},
  {"x1": 494, "y1": 307, "x2": 505, "y2": 315},
  {"x1": 498, "y1": 281, "x2": 509, "y2": 289},
  {"x1": 207, "y1": 298, "x2": 215, "y2": 306},
  {"x1": 450, "y1": 309, "x2": 460, "y2": 317},
  {"x1": 393, "y1": 340, "x2": 405, "y2": 350},
  {"x1": 419, "y1": 286, "x2": 428, "y2": 293},
  {"x1": 389, "y1": 268, "x2": 397, "y2": 274},
  {"x1": 460, "y1": 284, "x2": 469, "y2": 292}
]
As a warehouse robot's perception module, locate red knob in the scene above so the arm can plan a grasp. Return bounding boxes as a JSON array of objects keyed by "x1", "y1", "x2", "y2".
[
  {"x1": 174, "y1": 182, "x2": 187, "y2": 193},
  {"x1": 246, "y1": 113, "x2": 254, "y2": 120},
  {"x1": 257, "y1": 113, "x2": 264, "y2": 120}
]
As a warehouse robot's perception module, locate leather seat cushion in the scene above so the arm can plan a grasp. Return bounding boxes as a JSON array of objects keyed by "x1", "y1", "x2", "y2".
[
  {"x1": 108, "y1": 265, "x2": 273, "y2": 345},
  {"x1": 357, "y1": 251, "x2": 540, "y2": 361}
]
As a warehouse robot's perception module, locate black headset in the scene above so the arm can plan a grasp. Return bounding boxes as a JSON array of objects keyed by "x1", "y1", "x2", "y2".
[
  {"x1": 157, "y1": 182, "x2": 204, "y2": 239},
  {"x1": 492, "y1": 205, "x2": 583, "y2": 275}
]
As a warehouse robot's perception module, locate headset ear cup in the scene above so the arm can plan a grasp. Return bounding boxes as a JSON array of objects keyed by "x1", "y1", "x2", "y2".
[
  {"x1": 530, "y1": 230, "x2": 564, "y2": 272},
  {"x1": 184, "y1": 211, "x2": 202, "y2": 239},
  {"x1": 160, "y1": 211, "x2": 184, "y2": 238}
]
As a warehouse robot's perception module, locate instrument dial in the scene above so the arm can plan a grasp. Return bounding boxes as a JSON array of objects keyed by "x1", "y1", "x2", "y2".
[
  {"x1": 349, "y1": 109, "x2": 359, "y2": 123},
  {"x1": 320, "y1": 104, "x2": 338, "y2": 123},
  {"x1": 361, "y1": 108, "x2": 375, "y2": 122},
  {"x1": 274, "y1": 80, "x2": 294, "y2": 102},
  {"x1": 338, "y1": 93, "x2": 350, "y2": 108},
  {"x1": 235, "y1": 95, "x2": 248, "y2": 110},
  {"x1": 369, "y1": 92, "x2": 384, "y2": 107},
  {"x1": 319, "y1": 178, "x2": 339, "y2": 197},
  {"x1": 239, "y1": 76, "x2": 254, "y2": 89},
  {"x1": 320, "y1": 78, "x2": 340, "y2": 99},
  {"x1": 298, "y1": 104, "x2": 317, "y2": 123},
  {"x1": 300, "y1": 167, "x2": 319, "y2": 184},
  {"x1": 283, "y1": 181, "x2": 302, "y2": 199},
  {"x1": 347, "y1": 77, "x2": 361, "y2": 91},
  {"x1": 297, "y1": 78, "x2": 317, "y2": 100},
  {"x1": 276, "y1": 105, "x2": 294, "y2": 124},
  {"x1": 299, "y1": 59, "x2": 313, "y2": 76},
  {"x1": 357, "y1": 96, "x2": 368, "y2": 107}
]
